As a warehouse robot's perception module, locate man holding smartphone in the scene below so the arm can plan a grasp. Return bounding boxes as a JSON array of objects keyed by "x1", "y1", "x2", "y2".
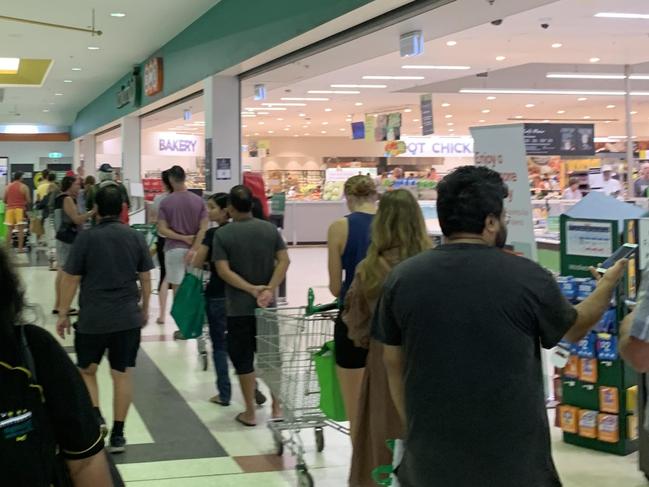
[{"x1": 375, "y1": 166, "x2": 628, "y2": 487}]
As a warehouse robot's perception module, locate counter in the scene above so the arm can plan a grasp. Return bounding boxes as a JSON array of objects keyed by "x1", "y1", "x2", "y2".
[{"x1": 283, "y1": 200, "x2": 348, "y2": 245}]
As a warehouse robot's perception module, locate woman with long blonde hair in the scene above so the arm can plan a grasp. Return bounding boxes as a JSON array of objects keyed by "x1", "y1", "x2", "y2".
[{"x1": 343, "y1": 189, "x2": 431, "y2": 486}]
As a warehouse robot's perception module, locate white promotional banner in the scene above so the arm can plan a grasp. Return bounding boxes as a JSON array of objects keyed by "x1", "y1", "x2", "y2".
[
  {"x1": 395, "y1": 136, "x2": 474, "y2": 158},
  {"x1": 470, "y1": 124, "x2": 537, "y2": 261},
  {"x1": 154, "y1": 132, "x2": 200, "y2": 156}
]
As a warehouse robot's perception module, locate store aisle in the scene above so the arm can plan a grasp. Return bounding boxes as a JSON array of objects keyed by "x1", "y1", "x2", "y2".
[{"x1": 16, "y1": 247, "x2": 647, "y2": 486}]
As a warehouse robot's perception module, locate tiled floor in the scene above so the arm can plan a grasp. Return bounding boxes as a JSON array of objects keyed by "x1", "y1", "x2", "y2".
[{"x1": 16, "y1": 247, "x2": 649, "y2": 486}]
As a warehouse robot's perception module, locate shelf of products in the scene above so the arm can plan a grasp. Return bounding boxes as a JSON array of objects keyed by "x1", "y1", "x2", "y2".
[{"x1": 263, "y1": 170, "x2": 325, "y2": 201}]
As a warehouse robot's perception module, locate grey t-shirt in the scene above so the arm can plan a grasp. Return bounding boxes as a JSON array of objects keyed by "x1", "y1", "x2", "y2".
[
  {"x1": 212, "y1": 217, "x2": 286, "y2": 317},
  {"x1": 64, "y1": 218, "x2": 154, "y2": 334},
  {"x1": 635, "y1": 178, "x2": 649, "y2": 197},
  {"x1": 373, "y1": 244, "x2": 577, "y2": 487}
]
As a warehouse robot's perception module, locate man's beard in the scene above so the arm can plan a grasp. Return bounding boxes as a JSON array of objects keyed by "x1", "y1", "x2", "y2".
[{"x1": 495, "y1": 225, "x2": 508, "y2": 249}]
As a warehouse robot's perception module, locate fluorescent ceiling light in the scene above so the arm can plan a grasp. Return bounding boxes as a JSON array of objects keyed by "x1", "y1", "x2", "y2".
[
  {"x1": 546, "y1": 72, "x2": 625, "y2": 80},
  {"x1": 63, "y1": 79, "x2": 72, "y2": 83},
  {"x1": 308, "y1": 90, "x2": 360, "y2": 94},
  {"x1": 262, "y1": 102, "x2": 306, "y2": 106},
  {"x1": 441, "y1": 103, "x2": 451, "y2": 107},
  {"x1": 281, "y1": 97, "x2": 329, "y2": 101},
  {"x1": 0, "y1": 57, "x2": 20, "y2": 74},
  {"x1": 495, "y1": 56, "x2": 506, "y2": 61},
  {"x1": 87, "y1": 46, "x2": 100, "y2": 50},
  {"x1": 402, "y1": 65, "x2": 471, "y2": 70},
  {"x1": 243, "y1": 107, "x2": 286, "y2": 111},
  {"x1": 525, "y1": 104, "x2": 535, "y2": 108},
  {"x1": 606, "y1": 105, "x2": 616, "y2": 109},
  {"x1": 330, "y1": 84, "x2": 387, "y2": 89},
  {"x1": 110, "y1": 12, "x2": 126, "y2": 17},
  {"x1": 459, "y1": 88, "x2": 627, "y2": 96},
  {"x1": 590, "y1": 57, "x2": 601, "y2": 63},
  {"x1": 54, "y1": 93, "x2": 64, "y2": 96},
  {"x1": 71, "y1": 67, "x2": 82, "y2": 71},
  {"x1": 362, "y1": 75, "x2": 424, "y2": 80},
  {"x1": 355, "y1": 102, "x2": 363, "y2": 106},
  {"x1": 4, "y1": 125, "x2": 38, "y2": 134},
  {"x1": 552, "y1": 43, "x2": 563, "y2": 48},
  {"x1": 629, "y1": 74, "x2": 649, "y2": 80},
  {"x1": 595, "y1": 12, "x2": 649, "y2": 20},
  {"x1": 256, "y1": 111, "x2": 269, "y2": 115}
]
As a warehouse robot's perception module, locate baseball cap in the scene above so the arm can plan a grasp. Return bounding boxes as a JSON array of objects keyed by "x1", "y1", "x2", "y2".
[
  {"x1": 602, "y1": 164, "x2": 613, "y2": 172},
  {"x1": 98, "y1": 163, "x2": 113, "y2": 173}
]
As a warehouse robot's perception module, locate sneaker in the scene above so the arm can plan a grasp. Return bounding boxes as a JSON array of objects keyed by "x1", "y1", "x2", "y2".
[
  {"x1": 255, "y1": 388, "x2": 267, "y2": 406},
  {"x1": 108, "y1": 435, "x2": 127, "y2": 454}
]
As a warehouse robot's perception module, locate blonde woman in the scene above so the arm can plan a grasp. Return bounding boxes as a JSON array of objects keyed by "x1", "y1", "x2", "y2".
[
  {"x1": 343, "y1": 189, "x2": 431, "y2": 486},
  {"x1": 327, "y1": 175, "x2": 377, "y2": 437}
]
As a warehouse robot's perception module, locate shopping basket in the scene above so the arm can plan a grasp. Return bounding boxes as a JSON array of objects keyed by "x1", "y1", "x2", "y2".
[{"x1": 255, "y1": 292, "x2": 348, "y2": 487}]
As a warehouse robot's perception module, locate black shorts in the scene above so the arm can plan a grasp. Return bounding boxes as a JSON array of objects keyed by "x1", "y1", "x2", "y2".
[
  {"x1": 227, "y1": 316, "x2": 257, "y2": 375},
  {"x1": 157, "y1": 236, "x2": 166, "y2": 291},
  {"x1": 75, "y1": 328, "x2": 141, "y2": 373},
  {"x1": 334, "y1": 312, "x2": 368, "y2": 369}
]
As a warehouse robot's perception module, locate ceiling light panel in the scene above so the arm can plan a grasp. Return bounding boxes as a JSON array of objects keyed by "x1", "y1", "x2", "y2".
[
  {"x1": 308, "y1": 90, "x2": 360, "y2": 94},
  {"x1": 460, "y1": 88, "x2": 626, "y2": 96},
  {"x1": 0, "y1": 57, "x2": 20, "y2": 74},
  {"x1": 401, "y1": 65, "x2": 471, "y2": 70},
  {"x1": 546, "y1": 72, "x2": 625, "y2": 80},
  {"x1": 362, "y1": 75, "x2": 424, "y2": 80},
  {"x1": 330, "y1": 84, "x2": 387, "y2": 89},
  {"x1": 595, "y1": 12, "x2": 649, "y2": 19},
  {"x1": 281, "y1": 97, "x2": 329, "y2": 101}
]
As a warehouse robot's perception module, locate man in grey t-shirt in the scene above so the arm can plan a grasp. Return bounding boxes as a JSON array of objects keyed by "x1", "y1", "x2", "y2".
[
  {"x1": 621, "y1": 270, "x2": 649, "y2": 371},
  {"x1": 212, "y1": 185, "x2": 289, "y2": 427}
]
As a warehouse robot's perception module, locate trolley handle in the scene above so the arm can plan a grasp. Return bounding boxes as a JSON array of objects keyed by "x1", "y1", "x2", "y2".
[{"x1": 306, "y1": 288, "x2": 338, "y2": 316}]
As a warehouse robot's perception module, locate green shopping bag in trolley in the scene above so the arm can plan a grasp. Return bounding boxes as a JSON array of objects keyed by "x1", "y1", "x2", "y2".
[
  {"x1": 313, "y1": 340, "x2": 347, "y2": 421},
  {"x1": 170, "y1": 271, "x2": 205, "y2": 339}
]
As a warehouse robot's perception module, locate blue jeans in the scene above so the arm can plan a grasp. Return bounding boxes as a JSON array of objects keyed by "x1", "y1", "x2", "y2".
[{"x1": 205, "y1": 298, "x2": 231, "y2": 402}]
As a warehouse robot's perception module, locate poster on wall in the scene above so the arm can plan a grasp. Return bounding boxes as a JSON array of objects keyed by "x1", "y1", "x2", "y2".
[
  {"x1": 471, "y1": 124, "x2": 537, "y2": 261},
  {"x1": 216, "y1": 158, "x2": 231, "y2": 181},
  {"x1": 524, "y1": 123, "x2": 595, "y2": 156},
  {"x1": 420, "y1": 94, "x2": 434, "y2": 136},
  {"x1": 565, "y1": 220, "x2": 613, "y2": 258}
]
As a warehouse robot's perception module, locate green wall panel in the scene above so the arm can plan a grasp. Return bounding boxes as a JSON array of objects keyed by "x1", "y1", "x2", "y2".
[{"x1": 72, "y1": 0, "x2": 375, "y2": 138}]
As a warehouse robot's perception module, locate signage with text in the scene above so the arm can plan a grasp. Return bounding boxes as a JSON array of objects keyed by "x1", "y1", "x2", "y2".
[
  {"x1": 420, "y1": 94, "x2": 434, "y2": 136},
  {"x1": 144, "y1": 57, "x2": 163, "y2": 97},
  {"x1": 395, "y1": 136, "x2": 474, "y2": 158},
  {"x1": 154, "y1": 133, "x2": 199, "y2": 156},
  {"x1": 524, "y1": 123, "x2": 595, "y2": 156}
]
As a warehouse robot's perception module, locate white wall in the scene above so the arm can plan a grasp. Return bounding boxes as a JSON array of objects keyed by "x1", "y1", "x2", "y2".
[
  {"x1": 96, "y1": 136, "x2": 122, "y2": 168},
  {"x1": 0, "y1": 141, "x2": 74, "y2": 169},
  {"x1": 141, "y1": 129, "x2": 205, "y2": 175}
]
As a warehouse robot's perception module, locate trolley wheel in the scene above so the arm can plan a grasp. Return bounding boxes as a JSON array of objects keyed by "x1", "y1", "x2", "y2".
[
  {"x1": 296, "y1": 465, "x2": 314, "y2": 487},
  {"x1": 273, "y1": 431, "x2": 284, "y2": 456},
  {"x1": 201, "y1": 353, "x2": 208, "y2": 371},
  {"x1": 315, "y1": 427, "x2": 325, "y2": 452}
]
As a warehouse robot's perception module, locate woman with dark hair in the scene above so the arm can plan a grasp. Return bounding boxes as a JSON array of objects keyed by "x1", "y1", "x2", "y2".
[
  {"x1": 151, "y1": 170, "x2": 172, "y2": 325},
  {"x1": 0, "y1": 247, "x2": 113, "y2": 486},
  {"x1": 53, "y1": 176, "x2": 94, "y2": 315}
]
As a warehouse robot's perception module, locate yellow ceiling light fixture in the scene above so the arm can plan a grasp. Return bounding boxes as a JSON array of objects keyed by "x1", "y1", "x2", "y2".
[
  {"x1": 0, "y1": 59, "x2": 52, "y2": 87},
  {"x1": 0, "y1": 8, "x2": 102, "y2": 36},
  {"x1": 0, "y1": 58, "x2": 20, "y2": 74}
]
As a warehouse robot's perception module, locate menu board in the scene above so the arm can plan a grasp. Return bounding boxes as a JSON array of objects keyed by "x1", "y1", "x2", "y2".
[
  {"x1": 420, "y1": 94, "x2": 434, "y2": 136},
  {"x1": 524, "y1": 123, "x2": 595, "y2": 156}
]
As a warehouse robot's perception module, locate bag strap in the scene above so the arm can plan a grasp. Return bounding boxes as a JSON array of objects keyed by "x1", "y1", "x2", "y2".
[{"x1": 18, "y1": 325, "x2": 38, "y2": 383}]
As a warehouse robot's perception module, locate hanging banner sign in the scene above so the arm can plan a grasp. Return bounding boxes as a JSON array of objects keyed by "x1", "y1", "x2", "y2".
[
  {"x1": 524, "y1": 123, "x2": 595, "y2": 156},
  {"x1": 154, "y1": 132, "x2": 199, "y2": 156},
  {"x1": 471, "y1": 124, "x2": 537, "y2": 261},
  {"x1": 420, "y1": 94, "x2": 434, "y2": 136},
  {"x1": 393, "y1": 136, "x2": 474, "y2": 158}
]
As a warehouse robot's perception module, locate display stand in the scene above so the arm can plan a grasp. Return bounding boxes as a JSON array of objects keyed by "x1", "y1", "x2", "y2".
[{"x1": 557, "y1": 193, "x2": 644, "y2": 455}]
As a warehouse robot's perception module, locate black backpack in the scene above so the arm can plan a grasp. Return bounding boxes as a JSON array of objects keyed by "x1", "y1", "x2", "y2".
[{"x1": 0, "y1": 326, "x2": 64, "y2": 486}]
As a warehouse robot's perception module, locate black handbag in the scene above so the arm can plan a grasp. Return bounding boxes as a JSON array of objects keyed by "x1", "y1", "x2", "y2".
[{"x1": 55, "y1": 223, "x2": 78, "y2": 244}]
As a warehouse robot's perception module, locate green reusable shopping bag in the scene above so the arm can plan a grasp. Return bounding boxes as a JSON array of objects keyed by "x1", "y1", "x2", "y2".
[
  {"x1": 313, "y1": 340, "x2": 347, "y2": 421},
  {"x1": 170, "y1": 272, "x2": 205, "y2": 339}
]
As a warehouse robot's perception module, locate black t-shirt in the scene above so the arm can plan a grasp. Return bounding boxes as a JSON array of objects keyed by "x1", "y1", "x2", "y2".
[
  {"x1": 64, "y1": 218, "x2": 154, "y2": 334},
  {"x1": 373, "y1": 244, "x2": 577, "y2": 487},
  {"x1": 203, "y1": 226, "x2": 226, "y2": 299}
]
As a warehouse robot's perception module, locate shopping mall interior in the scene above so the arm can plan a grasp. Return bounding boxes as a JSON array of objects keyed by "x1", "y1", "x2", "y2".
[{"x1": 3, "y1": 0, "x2": 649, "y2": 485}]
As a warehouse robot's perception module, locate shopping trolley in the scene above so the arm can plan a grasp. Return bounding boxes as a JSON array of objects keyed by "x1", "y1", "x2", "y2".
[
  {"x1": 131, "y1": 223, "x2": 158, "y2": 250},
  {"x1": 255, "y1": 290, "x2": 347, "y2": 487}
]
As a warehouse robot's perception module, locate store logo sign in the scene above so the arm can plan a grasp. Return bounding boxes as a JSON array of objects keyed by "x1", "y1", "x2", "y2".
[
  {"x1": 397, "y1": 136, "x2": 474, "y2": 158},
  {"x1": 155, "y1": 133, "x2": 199, "y2": 155}
]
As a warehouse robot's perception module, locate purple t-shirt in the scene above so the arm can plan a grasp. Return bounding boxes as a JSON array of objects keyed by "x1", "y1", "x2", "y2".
[{"x1": 158, "y1": 191, "x2": 207, "y2": 251}]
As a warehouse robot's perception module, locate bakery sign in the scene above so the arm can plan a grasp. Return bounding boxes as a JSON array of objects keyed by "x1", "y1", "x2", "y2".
[
  {"x1": 144, "y1": 57, "x2": 163, "y2": 96},
  {"x1": 155, "y1": 132, "x2": 199, "y2": 156}
]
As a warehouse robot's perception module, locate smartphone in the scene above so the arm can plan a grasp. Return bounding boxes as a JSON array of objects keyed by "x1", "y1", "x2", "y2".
[{"x1": 596, "y1": 243, "x2": 638, "y2": 274}]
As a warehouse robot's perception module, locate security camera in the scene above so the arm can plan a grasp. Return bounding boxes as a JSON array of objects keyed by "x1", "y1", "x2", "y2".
[
  {"x1": 491, "y1": 19, "x2": 503, "y2": 26},
  {"x1": 541, "y1": 23, "x2": 550, "y2": 29}
]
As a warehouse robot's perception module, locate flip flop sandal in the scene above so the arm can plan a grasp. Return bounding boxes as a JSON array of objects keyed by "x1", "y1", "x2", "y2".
[{"x1": 235, "y1": 413, "x2": 256, "y2": 427}]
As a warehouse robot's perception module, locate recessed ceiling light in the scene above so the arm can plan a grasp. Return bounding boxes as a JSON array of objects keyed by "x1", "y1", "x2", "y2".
[
  {"x1": 298, "y1": 113, "x2": 306, "y2": 117},
  {"x1": 87, "y1": 46, "x2": 100, "y2": 50},
  {"x1": 54, "y1": 93, "x2": 63, "y2": 96},
  {"x1": 362, "y1": 75, "x2": 424, "y2": 80},
  {"x1": 478, "y1": 119, "x2": 486, "y2": 123},
  {"x1": 0, "y1": 58, "x2": 19, "y2": 74},
  {"x1": 402, "y1": 65, "x2": 471, "y2": 70},
  {"x1": 110, "y1": 12, "x2": 126, "y2": 17},
  {"x1": 590, "y1": 57, "x2": 601, "y2": 63},
  {"x1": 339, "y1": 128, "x2": 346, "y2": 131},
  {"x1": 557, "y1": 110, "x2": 566, "y2": 114},
  {"x1": 481, "y1": 109, "x2": 490, "y2": 113},
  {"x1": 552, "y1": 43, "x2": 563, "y2": 48},
  {"x1": 546, "y1": 72, "x2": 625, "y2": 80},
  {"x1": 321, "y1": 130, "x2": 327, "y2": 134},
  {"x1": 583, "y1": 116, "x2": 591, "y2": 119},
  {"x1": 276, "y1": 118, "x2": 283, "y2": 121},
  {"x1": 355, "y1": 102, "x2": 363, "y2": 106},
  {"x1": 446, "y1": 40, "x2": 457, "y2": 47},
  {"x1": 268, "y1": 130, "x2": 274, "y2": 134},
  {"x1": 42, "y1": 109, "x2": 49, "y2": 113},
  {"x1": 542, "y1": 120, "x2": 550, "y2": 123},
  {"x1": 460, "y1": 88, "x2": 626, "y2": 96},
  {"x1": 330, "y1": 84, "x2": 387, "y2": 89},
  {"x1": 294, "y1": 134, "x2": 299, "y2": 137},
  {"x1": 486, "y1": 96, "x2": 496, "y2": 100},
  {"x1": 449, "y1": 128, "x2": 455, "y2": 132},
  {"x1": 515, "y1": 115, "x2": 524, "y2": 119},
  {"x1": 447, "y1": 122, "x2": 454, "y2": 126},
  {"x1": 606, "y1": 105, "x2": 616, "y2": 109},
  {"x1": 322, "y1": 121, "x2": 329, "y2": 125},
  {"x1": 525, "y1": 103, "x2": 535, "y2": 108},
  {"x1": 254, "y1": 132, "x2": 259, "y2": 136},
  {"x1": 308, "y1": 90, "x2": 360, "y2": 94},
  {"x1": 302, "y1": 125, "x2": 308, "y2": 128},
  {"x1": 412, "y1": 118, "x2": 420, "y2": 122},
  {"x1": 604, "y1": 120, "x2": 611, "y2": 124},
  {"x1": 242, "y1": 124, "x2": 247, "y2": 128},
  {"x1": 258, "y1": 121, "x2": 265, "y2": 125},
  {"x1": 304, "y1": 133, "x2": 310, "y2": 136},
  {"x1": 445, "y1": 114, "x2": 453, "y2": 119},
  {"x1": 324, "y1": 108, "x2": 333, "y2": 112},
  {"x1": 595, "y1": 12, "x2": 649, "y2": 20},
  {"x1": 262, "y1": 102, "x2": 307, "y2": 107},
  {"x1": 404, "y1": 108, "x2": 412, "y2": 113},
  {"x1": 256, "y1": 111, "x2": 269, "y2": 115},
  {"x1": 441, "y1": 103, "x2": 451, "y2": 107},
  {"x1": 578, "y1": 97, "x2": 588, "y2": 101},
  {"x1": 631, "y1": 111, "x2": 639, "y2": 115},
  {"x1": 63, "y1": 79, "x2": 72, "y2": 83},
  {"x1": 495, "y1": 56, "x2": 506, "y2": 61},
  {"x1": 244, "y1": 107, "x2": 286, "y2": 111},
  {"x1": 281, "y1": 97, "x2": 329, "y2": 101},
  {"x1": 71, "y1": 67, "x2": 82, "y2": 71}
]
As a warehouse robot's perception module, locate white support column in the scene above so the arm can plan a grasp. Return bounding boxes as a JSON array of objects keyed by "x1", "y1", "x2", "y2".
[
  {"x1": 79, "y1": 136, "x2": 96, "y2": 177},
  {"x1": 121, "y1": 115, "x2": 141, "y2": 185},
  {"x1": 204, "y1": 75, "x2": 241, "y2": 193}
]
